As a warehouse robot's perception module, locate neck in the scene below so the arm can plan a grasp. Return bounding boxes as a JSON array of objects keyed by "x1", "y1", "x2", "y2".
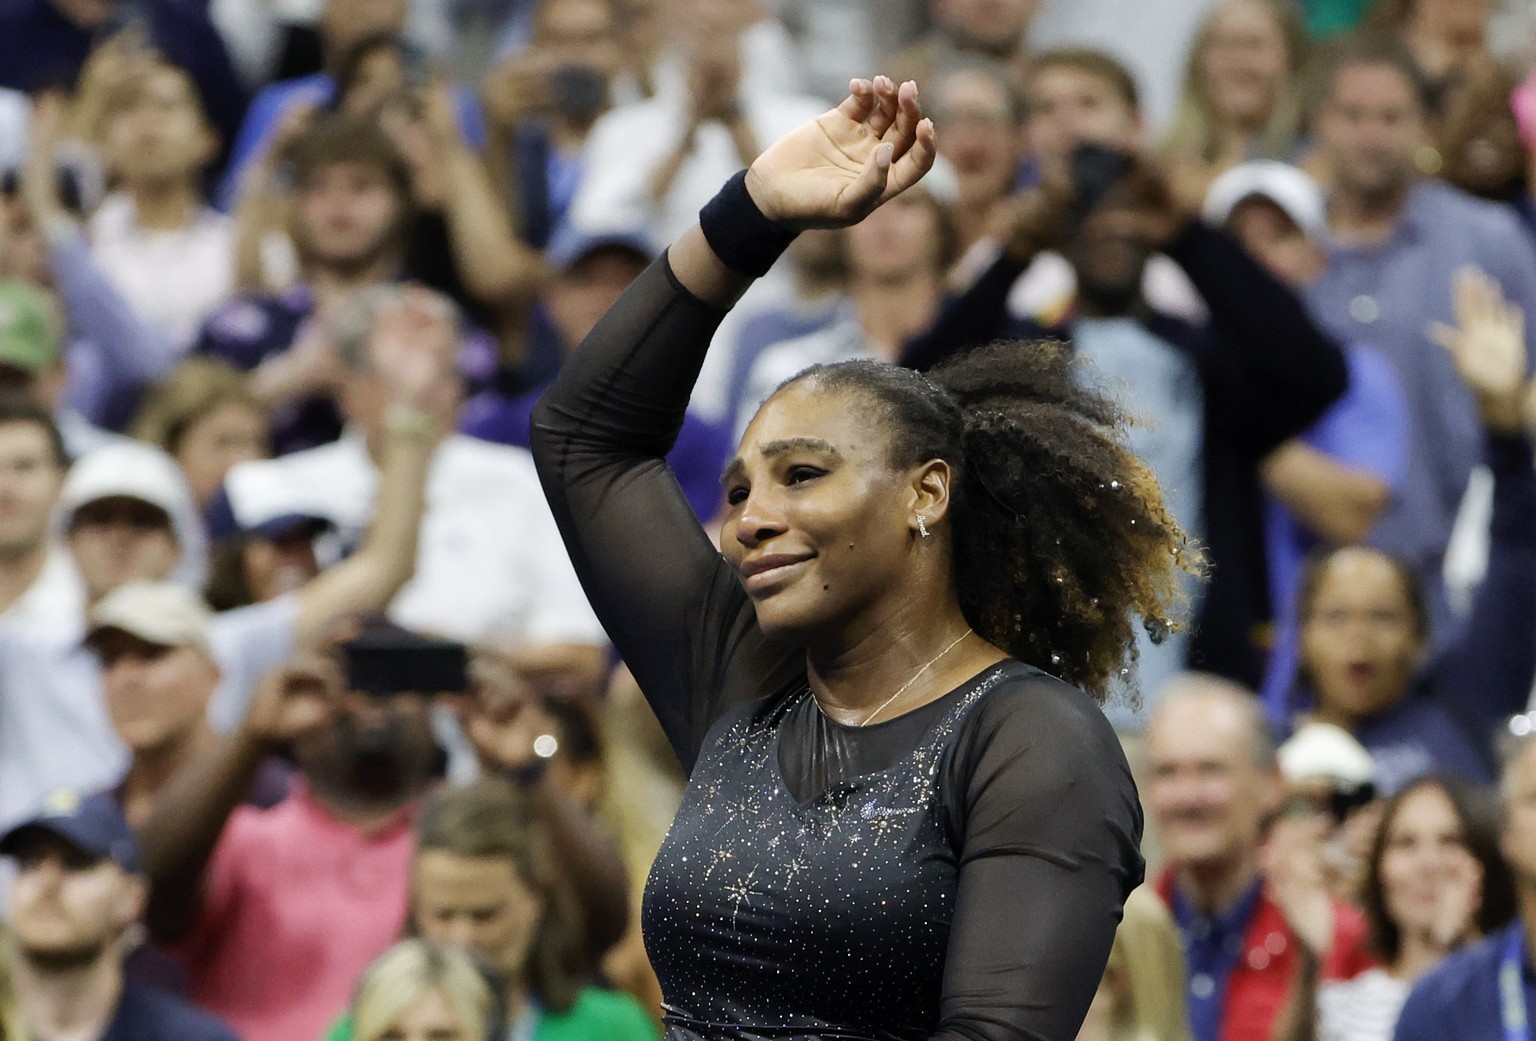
[
  {"x1": 1329, "y1": 182, "x2": 1412, "y2": 245},
  {"x1": 308, "y1": 255, "x2": 399, "y2": 304},
  {"x1": 127, "y1": 180, "x2": 199, "y2": 232},
  {"x1": 0, "y1": 538, "x2": 51, "y2": 615},
  {"x1": 121, "y1": 726, "x2": 217, "y2": 826},
  {"x1": 16, "y1": 948, "x2": 122, "y2": 1041},
  {"x1": 306, "y1": 774, "x2": 422, "y2": 830},
  {"x1": 851, "y1": 272, "x2": 942, "y2": 360},
  {"x1": 1175, "y1": 849, "x2": 1261, "y2": 916},
  {"x1": 1392, "y1": 926, "x2": 1457, "y2": 983}
]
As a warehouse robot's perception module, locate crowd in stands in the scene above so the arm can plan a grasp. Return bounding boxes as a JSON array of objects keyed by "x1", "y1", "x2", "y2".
[{"x1": 0, "y1": 0, "x2": 1535, "y2": 1039}]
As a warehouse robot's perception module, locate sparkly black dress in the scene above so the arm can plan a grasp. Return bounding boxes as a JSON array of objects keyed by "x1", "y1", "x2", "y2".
[{"x1": 531, "y1": 259, "x2": 1145, "y2": 1041}]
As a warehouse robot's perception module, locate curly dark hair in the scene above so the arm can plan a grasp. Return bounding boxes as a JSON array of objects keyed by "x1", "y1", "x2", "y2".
[{"x1": 786, "y1": 340, "x2": 1201, "y2": 702}]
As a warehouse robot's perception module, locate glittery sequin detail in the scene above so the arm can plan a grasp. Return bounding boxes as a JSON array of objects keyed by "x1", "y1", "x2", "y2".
[{"x1": 642, "y1": 666, "x2": 1012, "y2": 1041}]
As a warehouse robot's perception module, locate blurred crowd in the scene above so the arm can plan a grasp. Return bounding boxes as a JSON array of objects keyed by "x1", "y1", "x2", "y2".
[{"x1": 0, "y1": 0, "x2": 1534, "y2": 1039}]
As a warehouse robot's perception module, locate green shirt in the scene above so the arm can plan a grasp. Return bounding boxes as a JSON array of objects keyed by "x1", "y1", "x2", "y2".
[{"x1": 321, "y1": 986, "x2": 660, "y2": 1041}]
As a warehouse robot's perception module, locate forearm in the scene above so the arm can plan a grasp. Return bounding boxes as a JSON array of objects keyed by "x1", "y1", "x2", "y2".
[
  {"x1": 649, "y1": 126, "x2": 699, "y2": 207},
  {"x1": 439, "y1": 145, "x2": 546, "y2": 307},
  {"x1": 292, "y1": 416, "x2": 436, "y2": 648},
  {"x1": 1260, "y1": 441, "x2": 1391, "y2": 545},
  {"x1": 137, "y1": 728, "x2": 270, "y2": 941}
]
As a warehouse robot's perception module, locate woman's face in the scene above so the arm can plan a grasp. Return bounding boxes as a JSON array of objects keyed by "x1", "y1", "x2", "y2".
[
  {"x1": 1200, "y1": 0, "x2": 1289, "y2": 128},
  {"x1": 377, "y1": 987, "x2": 472, "y2": 1041},
  {"x1": 174, "y1": 401, "x2": 270, "y2": 507},
  {"x1": 1299, "y1": 549, "x2": 1423, "y2": 724},
  {"x1": 412, "y1": 850, "x2": 544, "y2": 981},
  {"x1": 846, "y1": 192, "x2": 945, "y2": 282},
  {"x1": 722, "y1": 382, "x2": 933, "y2": 645},
  {"x1": 1379, "y1": 784, "x2": 1481, "y2": 941}
]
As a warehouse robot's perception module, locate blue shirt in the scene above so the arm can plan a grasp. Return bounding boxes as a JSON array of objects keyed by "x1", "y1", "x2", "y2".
[
  {"x1": 1306, "y1": 180, "x2": 1536, "y2": 642},
  {"x1": 1171, "y1": 880, "x2": 1265, "y2": 1041},
  {"x1": 1356, "y1": 695, "x2": 1492, "y2": 793},
  {"x1": 1395, "y1": 922, "x2": 1536, "y2": 1041},
  {"x1": 1259, "y1": 343, "x2": 1411, "y2": 721},
  {"x1": 101, "y1": 981, "x2": 239, "y2": 1041}
]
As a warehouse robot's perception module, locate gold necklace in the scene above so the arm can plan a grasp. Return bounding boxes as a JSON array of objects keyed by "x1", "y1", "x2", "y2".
[{"x1": 845, "y1": 628, "x2": 974, "y2": 727}]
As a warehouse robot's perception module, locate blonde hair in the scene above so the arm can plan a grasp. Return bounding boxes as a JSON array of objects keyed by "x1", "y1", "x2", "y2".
[
  {"x1": 351, "y1": 940, "x2": 498, "y2": 1041},
  {"x1": 129, "y1": 358, "x2": 268, "y2": 457},
  {"x1": 0, "y1": 926, "x2": 27, "y2": 1041},
  {"x1": 1161, "y1": 0, "x2": 1308, "y2": 165},
  {"x1": 1103, "y1": 889, "x2": 1194, "y2": 1041}
]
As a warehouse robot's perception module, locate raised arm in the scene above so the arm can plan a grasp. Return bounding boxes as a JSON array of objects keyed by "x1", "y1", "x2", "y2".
[{"x1": 530, "y1": 77, "x2": 936, "y2": 766}]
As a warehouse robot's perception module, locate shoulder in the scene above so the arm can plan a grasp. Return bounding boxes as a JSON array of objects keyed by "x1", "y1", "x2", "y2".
[
  {"x1": 114, "y1": 983, "x2": 240, "y2": 1041},
  {"x1": 1399, "y1": 929, "x2": 1503, "y2": 1023},
  {"x1": 960, "y1": 662, "x2": 1124, "y2": 755},
  {"x1": 1416, "y1": 182, "x2": 1530, "y2": 241}
]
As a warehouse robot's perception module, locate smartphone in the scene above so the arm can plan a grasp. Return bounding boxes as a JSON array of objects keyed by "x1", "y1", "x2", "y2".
[
  {"x1": 1067, "y1": 142, "x2": 1135, "y2": 230},
  {"x1": 343, "y1": 634, "x2": 470, "y2": 696}
]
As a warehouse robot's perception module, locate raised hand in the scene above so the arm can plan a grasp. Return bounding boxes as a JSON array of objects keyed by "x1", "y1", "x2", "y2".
[
  {"x1": 370, "y1": 286, "x2": 460, "y2": 418},
  {"x1": 1262, "y1": 814, "x2": 1335, "y2": 956},
  {"x1": 444, "y1": 650, "x2": 562, "y2": 774},
  {"x1": 744, "y1": 76, "x2": 937, "y2": 230},
  {"x1": 241, "y1": 659, "x2": 351, "y2": 747},
  {"x1": 1429, "y1": 267, "x2": 1529, "y2": 434}
]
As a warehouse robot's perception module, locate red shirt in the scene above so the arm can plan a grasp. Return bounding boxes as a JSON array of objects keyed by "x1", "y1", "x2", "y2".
[
  {"x1": 1154, "y1": 868, "x2": 1374, "y2": 1041},
  {"x1": 175, "y1": 782, "x2": 417, "y2": 1041}
]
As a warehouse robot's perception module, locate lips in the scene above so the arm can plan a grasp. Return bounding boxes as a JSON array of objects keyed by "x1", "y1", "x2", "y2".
[{"x1": 739, "y1": 553, "x2": 813, "y2": 593}]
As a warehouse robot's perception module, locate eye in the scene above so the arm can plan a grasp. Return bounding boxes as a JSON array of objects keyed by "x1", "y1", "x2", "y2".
[
  {"x1": 726, "y1": 484, "x2": 748, "y2": 506},
  {"x1": 786, "y1": 465, "x2": 825, "y2": 485}
]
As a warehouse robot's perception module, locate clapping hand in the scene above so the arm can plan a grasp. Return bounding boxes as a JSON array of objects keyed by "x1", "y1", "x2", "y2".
[
  {"x1": 370, "y1": 286, "x2": 459, "y2": 422},
  {"x1": 744, "y1": 76, "x2": 936, "y2": 231},
  {"x1": 1429, "y1": 267, "x2": 1530, "y2": 434}
]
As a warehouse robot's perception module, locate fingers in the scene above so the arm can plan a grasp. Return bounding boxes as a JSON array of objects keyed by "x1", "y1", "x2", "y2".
[
  {"x1": 1427, "y1": 321, "x2": 1460, "y2": 355},
  {"x1": 881, "y1": 79, "x2": 922, "y2": 161},
  {"x1": 865, "y1": 75, "x2": 900, "y2": 140},
  {"x1": 837, "y1": 78, "x2": 877, "y2": 125},
  {"x1": 883, "y1": 117, "x2": 937, "y2": 200},
  {"x1": 840, "y1": 140, "x2": 895, "y2": 219}
]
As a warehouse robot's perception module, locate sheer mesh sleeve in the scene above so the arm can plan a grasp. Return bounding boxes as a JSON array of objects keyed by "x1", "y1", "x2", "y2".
[
  {"x1": 933, "y1": 674, "x2": 1145, "y2": 1040},
  {"x1": 529, "y1": 257, "x2": 801, "y2": 771}
]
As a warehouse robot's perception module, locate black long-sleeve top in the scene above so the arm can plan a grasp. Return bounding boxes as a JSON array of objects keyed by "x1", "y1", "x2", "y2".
[
  {"x1": 530, "y1": 256, "x2": 1144, "y2": 1041},
  {"x1": 903, "y1": 223, "x2": 1350, "y2": 688}
]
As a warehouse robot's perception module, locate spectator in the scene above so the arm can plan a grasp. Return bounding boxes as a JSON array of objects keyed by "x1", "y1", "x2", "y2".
[
  {"x1": 1289, "y1": 268, "x2": 1536, "y2": 792},
  {"x1": 136, "y1": 644, "x2": 629, "y2": 1041},
  {"x1": 902, "y1": 154, "x2": 1347, "y2": 702},
  {"x1": 1146, "y1": 675, "x2": 1372, "y2": 1041},
  {"x1": 930, "y1": 64, "x2": 1027, "y2": 265},
  {"x1": 1366, "y1": 0, "x2": 1493, "y2": 111},
  {"x1": 1433, "y1": 57, "x2": 1525, "y2": 208},
  {"x1": 1014, "y1": 49, "x2": 1204, "y2": 322},
  {"x1": 0, "y1": 289, "x2": 447, "y2": 827},
  {"x1": 1389, "y1": 727, "x2": 1536, "y2": 1041},
  {"x1": 884, "y1": 0, "x2": 1036, "y2": 92},
  {"x1": 0, "y1": 388, "x2": 79, "y2": 630},
  {"x1": 1160, "y1": 0, "x2": 1309, "y2": 204},
  {"x1": 0, "y1": 791, "x2": 237, "y2": 1041},
  {"x1": 87, "y1": 581, "x2": 291, "y2": 826},
  {"x1": 481, "y1": 0, "x2": 626, "y2": 247},
  {"x1": 216, "y1": 0, "x2": 482, "y2": 210},
  {"x1": 322, "y1": 779, "x2": 658, "y2": 1040},
  {"x1": 10, "y1": 96, "x2": 181, "y2": 439},
  {"x1": 222, "y1": 286, "x2": 608, "y2": 668},
  {"x1": 1314, "y1": 776, "x2": 1514, "y2": 1041},
  {"x1": 738, "y1": 183, "x2": 958, "y2": 439},
  {"x1": 565, "y1": 3, "x2": 823, "y2": 244},
  {"x1": 130, "y1": 358, "x2": 271, "y2": 516},
  {"x1": 200, "y1": 114, "x2": 414, "y2": 453},
  {"x1": 337, "y1": 940, "x2": 503, "y2": 1041},
  {"x1": 461, "y1": 228, "x2": 728, "y2": 522},
  {"x1": 1075, "y1": 887, "x2": 1194, "y2": 1041},
  {"x1": 1202, "y1": 160, "x2": 1411, "y2": 718},
  {"x1": 1305, "y1": 34, "x2": 1536, "y2": 643},
  {"x1": 87, "y1": 58, "x2": 234, "y2": 353},
  {"x1": 1275, "y1": 722, "x2": 1382, "y2": 903},
  {"x1": 0, "y1": 0, "x2": 248, "y2": 172}
]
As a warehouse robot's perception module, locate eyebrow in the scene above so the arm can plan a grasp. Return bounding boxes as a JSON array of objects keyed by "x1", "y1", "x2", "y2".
[{"x1": 720, "y1": 437, "x2": 843, "y2": 486}]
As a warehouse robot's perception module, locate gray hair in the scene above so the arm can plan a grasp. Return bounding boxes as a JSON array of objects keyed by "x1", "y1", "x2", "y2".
[{"x1": 1151, "y1": 671, "x2": 1278, "y2": 771}]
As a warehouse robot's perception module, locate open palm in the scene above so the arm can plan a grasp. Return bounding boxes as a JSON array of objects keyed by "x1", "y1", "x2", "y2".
[{"x1": 745, "y1": 77, "x2": 937, "y2": 230}]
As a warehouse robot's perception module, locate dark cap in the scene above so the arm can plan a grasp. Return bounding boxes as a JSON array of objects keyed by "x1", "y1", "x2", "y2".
[{"x1": 0, "y1": 789, "x2": 142, "y2": 873}]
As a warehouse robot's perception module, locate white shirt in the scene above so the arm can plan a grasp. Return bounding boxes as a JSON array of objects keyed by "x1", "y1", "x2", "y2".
[
  {"x1": 734, "y1": 308, "x2": 873, "y2": 442},
  {"x1": 2, "y1": 544, "x2": 85, "y2": 631},
  {"x1": 88, "y1": 192, "x2": 235, "y2": 352},
  {"x1": 1317, "y1": 967, "x2": 1411, "y2": 1041},
  {"x1": 224, "y1": 433, "x2": 605, "y2": 648},
  {"x1": 569, "y1": 92, "x2": 825, "y2": 247}
]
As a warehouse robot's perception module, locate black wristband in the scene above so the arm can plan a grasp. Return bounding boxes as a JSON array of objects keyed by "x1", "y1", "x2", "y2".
[{"x1": 699, "y1": 169, "x2": 799, "y2": 278}]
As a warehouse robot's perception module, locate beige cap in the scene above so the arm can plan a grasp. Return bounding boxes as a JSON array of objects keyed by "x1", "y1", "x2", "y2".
[
  {"x1": 86, "y1": 581, "x2": 214, "y2": 657},
  {"x1": 1277, "y1": 722, "x2": 1376, "y2": 787}
]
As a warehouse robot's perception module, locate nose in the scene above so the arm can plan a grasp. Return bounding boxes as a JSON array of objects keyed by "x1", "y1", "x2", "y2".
[
  {"x1": 440, "y1": 917, "x2": 480, "y2": 951},
  {"x1": 733, "y1": 490, "x2": 787, "y2": 549}
]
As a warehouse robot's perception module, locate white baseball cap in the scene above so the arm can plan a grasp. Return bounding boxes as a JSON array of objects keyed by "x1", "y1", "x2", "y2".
[
  {"x1": 1277, "y1": 722, "x2": 1376, "y2": 787},
  {"x1": 1202, "y1": 160, "x2": 1329, "y2": 243},
  {"x1": 86, "y1": 580, "x2": 214, "y2": 657},
  {"x1": 58, "y1": 441, "x2": 192, "y2": 532}
]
